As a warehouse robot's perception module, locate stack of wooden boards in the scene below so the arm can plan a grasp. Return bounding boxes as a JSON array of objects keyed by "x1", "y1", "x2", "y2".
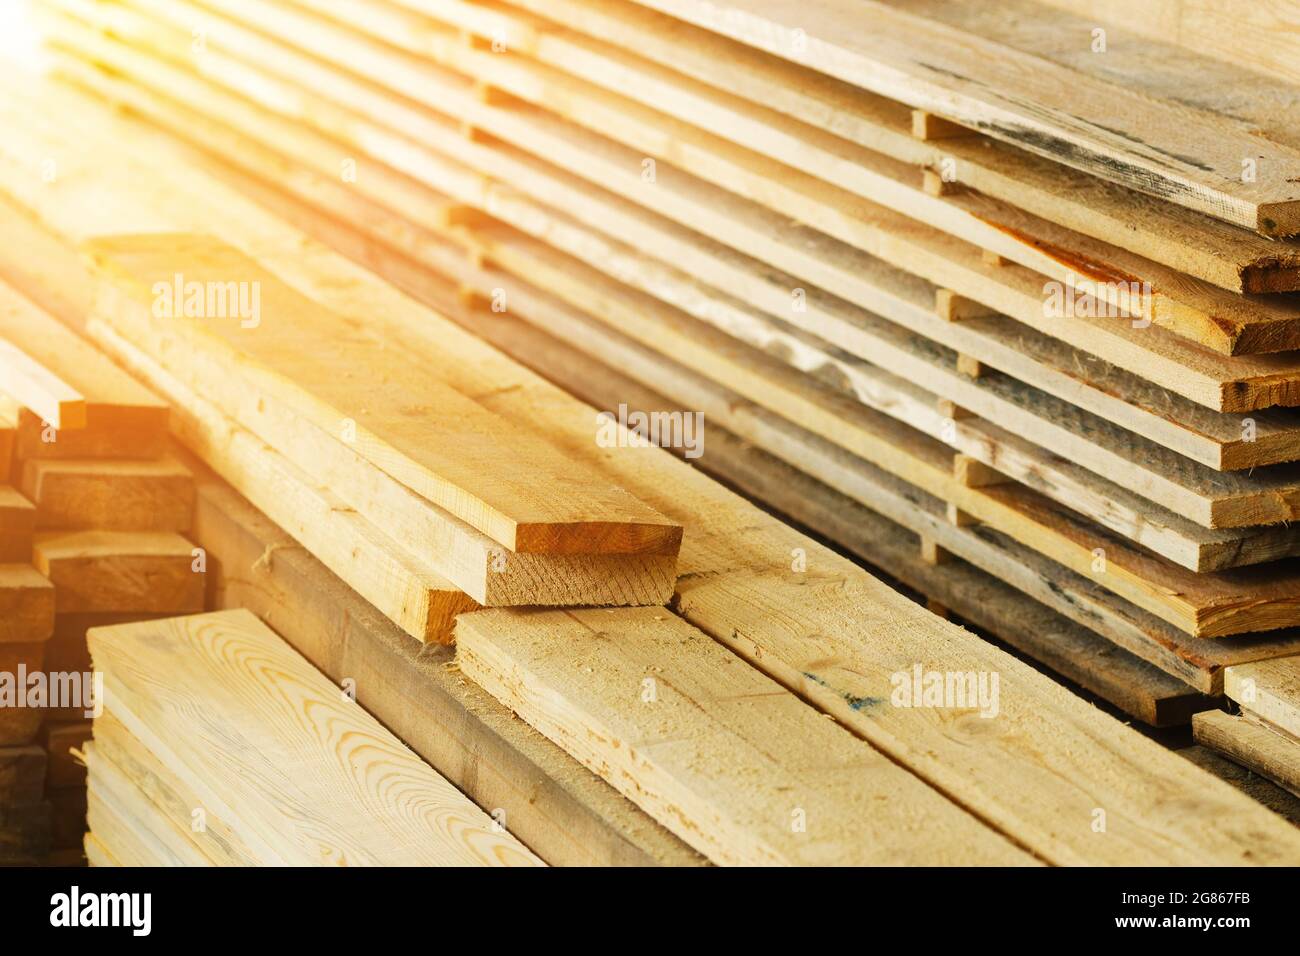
[
  {"x1": 0, "y1": 279, "x2": 204, "y2": 864},
  {"x1": 2, "y1": 31, "x2": 1300, "y2": 865},
  {"x1": 27, "y1": 0, "x2": 1300, "y2": 727},
  {"x1": 82, "y1": 608, "x2": 543, "y2": 865},
  {"x1": 1195, "y1": 661, "x2": 1300, "y2": 800}
]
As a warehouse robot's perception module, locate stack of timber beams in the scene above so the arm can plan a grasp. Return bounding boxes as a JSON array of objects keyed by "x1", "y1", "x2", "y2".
[
  {"x1": 26, "y1": 0, "x2": 1300, "y2": 705},
  {"x1": 2, "y1": 2, "x2": 1300, "y2": 864}
]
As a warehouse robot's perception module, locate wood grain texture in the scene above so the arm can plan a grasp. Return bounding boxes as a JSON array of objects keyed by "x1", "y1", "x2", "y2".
[
  {"x1": 22, "y1": 67, "x2": 1298, "y2": 863},
  {"x1": 443, "y1": 276, "x2": 1300, "y2": 702},
  {"x1": 458, "y1": 606, "x2": 1036, "y2": 865},
  {"x1": 84, "y1": 232, "x2": 680, "y2": 558},
  {"x1": 496, "y1": 0, "x2": 1300, "y2": 294},
  {"x1": 0, "y1": 274, "x2": 167, "y2": 455},
  {"x1": 0, "y1": 335, "x2": 84, "y2": 430},
  {"x1": 0, "y1": 565, "x2": 53, "y2": 644},
  {"x1": 88, "y1": 609, "x2": 545, "y2": 866},
  {"x1": 632, "y1": 0, "x2": 1300, "y2": 235},
  {"x1": 89, "y1": 321, "x2": 478, "y2": 644},
  {"x1": 1225, "y1": 657, "x2": 1300, "y2": 738},
  {"x1": 48, "y1": 11, "x2": 1300, "y2": 489},
  {"x1": 0, "y1": 485, "x2": 36, "y2": 564},
  {"x1": 1193, "y1": 710, "x2": 1300, "y2": 799},
  {"x1": 0, "y1": 745, "x2": 47, "y2": 808},
  {"x1": 32, "y1": 530, "x2": 204, "y2": 615},
  {"x1": 90, "y1": 710, "x2": 257, "y2": 866},
  {"x1": 0, "y1": 74, "x2": 677, "y2": 609},
  {"x1": 189, "y1": 463, "x2": 703, "y2": 866},
  {"x1": 336, "y1": 0, "x2": 1300, "y2": 355},
  {"x1": 21, "y1": 457, "x2": 194, "y2": 532},
  {"x1": 85, "y1": 743, "x2": 211, "y2": 866},
  {"x1": 54, "y1": 0, "x2": 1300, "y2": 410}
]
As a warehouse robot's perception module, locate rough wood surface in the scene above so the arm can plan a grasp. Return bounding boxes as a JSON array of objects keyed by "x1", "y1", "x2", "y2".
[
  {"x1": 1193, "y1": 710, "x2": 1300, "y2": 799},
  {"x1": 335, "y1": 0, "x2": 1300, "y2": 356},
  {"x1": 458, "y1": 606, "x2": 1036, "y2": 865},
  {"x1": 1225, "y1": 657, "x2": 1300, "y2": 738},
  {"x1": 32, "y1": 530, "x2": 204, "y2": 615},
  {"x1": 23, "y1": 65, "x2": 1300, "y2": 864},
  {"x1": 0, "y1": 564, "x2": 54, "y2": 644},
  {"x1": 632, "y1": 0, "x2": 1300, "y2": 236},
  {"x1": 90, "y1": 322, "x2": 478, "y2": 645},
  {"x1": 0, "y1": 333, "x2": 84, "y2": 430},
  {"x1": 47, "y1": 0, "x2": 1300, "y2": 411},
  {"x1": 88, "y1": 609, "x2": 546, "y2": 866},
  {"x1": 497, "y1": 0, "x2": 1300, "y2": 294},
  {"x1": 21, "y1": 457, "x2": 194, "y2": 531},
  {"x1": 189, "y1": 464, "x2": 704, "y2": 866},
  {"x1": 85, "y1": 232, "x2": 680, "y2": 558}
]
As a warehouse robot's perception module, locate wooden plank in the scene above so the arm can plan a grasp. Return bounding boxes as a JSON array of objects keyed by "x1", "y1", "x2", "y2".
[
  {"x1": 495, "y1": 0, "x2": 1300, "y2": 295},
  {"x1": 0, "y1": 564, "x2": 54, "y2": 644},
  {"x1": 88, "y1": 609, "x2": 545, "y2": 866},
  {"x1": 21, "y1": 457, "x2": 194, "y2": 531},
  {"x1": 0, "y1": 276, "x2": 168, "y2": 458},
  {"x1": 48, "y1": 1, "x2": 1300, "y2": 413},
  {"x1": 671, "y1": 417, "x2": 1211, "y2": 726},
  {"x1": 1035, "y1": 0, "x2": 1300, "y2": 88},
  {"x1": 189, "y1": 465, "x2": 703, "y2": 867},
  {"x1": 0, "y1": 336, "x2": 85, "y2": 430},
  {"x1": 329, "y1": 0, "x2": 1300, "y2": 356},
  {"x1": 88, "y1": 305, "x2": 675, "y2": 611},
  {"x1": 32, "y1": 530, "x2": 204, "y2": 615},
  {"x1": 1193, "y1": 710, "x2": 1300, "y2": 799},
  {"x1": 458, "y1": 606, "x2": 1036, "y2": 865},
  {"x1": 1225, "y1": 657, "x2": 1300, "y2": 738},
  {"x1": 85, "y1": 233, "x2": 681, "y2": 558},
  {"x1": 40, "y1": 719, "x2": 91, "y2": 790},
  {"x1": 85, "y1": 234, "x2": 681, "y2": 556},
  {"x1": 83, "y1": 832, "x2": 118, "y2": 867},
  {"x1": 90, "y1": 710, "x2": 256, "y2": 866},
  {"x1": 84, "y1": 324, "x2": 479, "y2": 645},
  {"x1": 0, "y1": 640, "x2": 48, "y2": 747},
  {"x1": 0, "y1": 82, "x2": 677, "y2": 611},
  {"x1": 630, "y1": 0, "x2": 1300, "y2": 236},
  {"x1": 85, "y1": 750, "x2": 209, "y2": 867},
  {"x1": 451, "y1": 228, "x2": 1300, "y2": 637},
  {"x1": 0, "y1": 745, "x2": 47, "y2": 807},
  {"x1": 438, "y1": 274, "x2": 1296, "y2": 700},
  {"x1": 0, "y1": 486, "x2": 36, "y2": 564}
]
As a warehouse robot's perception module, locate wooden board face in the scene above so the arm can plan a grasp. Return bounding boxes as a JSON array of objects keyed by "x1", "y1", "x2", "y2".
[
  {"x1": 632, "y1": 0, "x2": 1300, "y2": 236},
  {"x1": 1225, "y1": 658, "x2": 1300, "y2": 739},
  {"x1": 32, "y1": 530, "x2": 205, "y2": 615},
  {"x1": 457, "y1": 605, "x2": 1036, "y2": 866},
  {"x1": 87, "y1": 609, "x2": 545, "y2": 866},
  {"x1": 45, "y1": 0, "x2": 1300, "y2": 410},
  {"x1": 83, "y1": 232, "x2": 681, "y2": 557},
  {"x1": 21, "y1": 457, "x2": 195, "y2": 531}
]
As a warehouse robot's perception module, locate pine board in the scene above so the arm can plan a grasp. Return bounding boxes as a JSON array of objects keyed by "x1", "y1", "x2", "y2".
[
  {"x1": 329, "y1": 0, "x2": 1300, "y2": 355},
  {"x1": 88, "y1": 609, "x2": 545, "y2": 866},
  {"x1": 84, "y1": 232, "x2": 681, "y2": 558},
  {"x1": 631, "y1": 0, "x2": 1300, "y2": 236},
  {"x1": 49, "y1": 0, "x2": 1300, "y2": 412},
  {"x1": 188, "y1": 463, "x2": 704, "y2": 867},
  {"x1": 1225, "y1": 657, "x2": 1300, "y2": 738},
  {"x1": 32, "y1": 530, "x2": 204, "y2": 615},
  {"x1": 458, "y1": 606, "x2": 1037, "y2": 865},
  {"x1": 1192, "y1": 710, "x2": 1300, "y2": 799},
  {"x1": 21, "y1": 457, "x2": 194, "y2": 532}
]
